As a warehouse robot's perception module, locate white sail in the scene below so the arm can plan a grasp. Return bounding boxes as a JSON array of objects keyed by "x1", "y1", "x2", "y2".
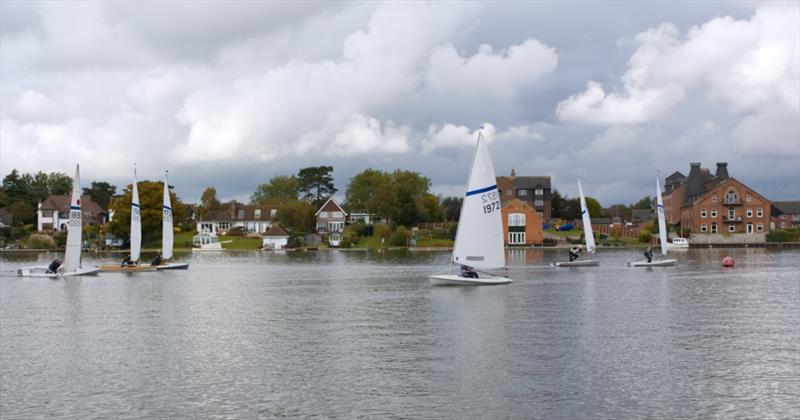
[
  {"x1": 63, "y1": 164, "x2": 82, "y2": 272},
  {"x1": 130, "y1": 169, "x2": 142, "y2": 262},
  {"x1": 656, "y1": 175, "x2": 668, "y2": 256},
  {"x1": 578, "y1": 178, "x2": 596, "y2": 253},
  {"x1": 451, "y1": 132, "x2": 505, "y2": 270},
  {"x1": 162, "y1": 171, "x2": 173, "y2": 260}
]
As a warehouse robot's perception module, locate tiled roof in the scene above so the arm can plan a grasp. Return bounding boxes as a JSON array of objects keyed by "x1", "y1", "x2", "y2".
[
  {"x1": 496, "y1": 176, "x2": 551, "y2": 189},
  {"x1": 315, "y1": 197, "x2": 347, "y2": 216},
  {"x1": 263, "y1": 224, "x2": 289, "y2": 237},
  {"x1": 40, "y1": 194, "x2": 103, "y2": 215},
  {"x1": 200, "y1": 210, "x2": 232, "y2": 222},
  {"x1": 771, "y1": 201, "x2": 800, "y2": 215}
]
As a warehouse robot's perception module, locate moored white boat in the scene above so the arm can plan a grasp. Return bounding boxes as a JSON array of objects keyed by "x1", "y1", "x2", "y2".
[
  {"x1": 428, "y1": 130, "x2": 511, "y2": 286},
  {"x1": 667, "y1": 237, "x2": 690, "y2": 249},
  {"x1": 18, "y1": 164, "x2": 100, "y2": 278}
]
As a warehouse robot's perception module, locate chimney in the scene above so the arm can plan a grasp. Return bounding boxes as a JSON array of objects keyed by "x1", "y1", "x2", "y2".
[
  {"x1": 715, "y1": 162, "x2": 729, "y2": 180},
  {"x1": 684, "y1": 162, "x2": 705, "y2": 202},
  {"x1": 510, "y1": 168, "x2": 516, "y2": 177}
]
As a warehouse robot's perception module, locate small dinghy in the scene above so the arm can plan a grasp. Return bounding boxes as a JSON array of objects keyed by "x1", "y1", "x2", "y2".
[
  {"x1": 151, "y1": 170, "x2": 189, "y2": 270},
  {"x1": 428, "y1": 130, "x2": 511, "y2": 286},
  {"x1": 98, "y1": 167, "x2": 153, "y2": 273},
  {"x1": 554, "y1": 178, "x2": 600, "y2": 268},
  {"x1": 629, "y1": 175, "x2": 679, "y2": 268},
  {"x1": 18, "y1": 164, "x2": 100, "y2": 278}
]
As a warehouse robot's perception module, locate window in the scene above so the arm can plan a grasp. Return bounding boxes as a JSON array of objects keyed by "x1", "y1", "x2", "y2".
[
  {"x1": 270, "y1": 209, "x2": 277, "y2": 218},
  {"x1": 700, "y1": 224, "x2": 707, "y2": 232},
  {"x1": 746, "y1": 223, "x2": 753, "y2": 234},
  {"x1": 518, "y1": 189, "x2": 527, "y2": 196},
  {"x1": 756, "y1": 208, "x2": 763, "y2": 217},
  {"x1": 701, "y1": 209, "x2": 707, "y2": 218},
  {"x1": 746, "y1": 194, "x2": 752, "y2": 202},
  {"x1": 332, "y1": 211, "x2": 343, "y2": 218},
  {"x1": 729, "y1": 224, "x2": 736, "y2": 233},
  {"x1": 534, "y1": 199, "x2": 544, "y2": 207},
  {"x1": 711, "y1": 223, "x2": 717, "y2": 233},
  {"x1": 728, "y1": 208, "x2": 735, "y2": 219},
  {"x1": 508, "y1": 213, "x2": 526, "y2": 227},
  {"x1": 746, "y1": 209, "x2": 753, "y2": 218},
  {"x1": 508, "y1": 232, "x2": 526, "y2": 245},
  {"x1": 42, "y1": 209, "x2": 54, "y2": 217},
  {"x1": 535, "y1": 188, "x2": 544, "y2": 195},
  {"x1": 710, "y1": 209, "x2": 717, "y2": 218},
  {"x1": 711, "y1": 195, "x2": 718, "y2": 203},
  {"x1": 756, "y1": 224, "x2": 763, "y2": 232},
  {"x1": 237, "y1": 209, "x2": 244, "y2": 220},
  {"x1": 254, "y1": 209, "x2": 261, "y2": 219},
  {"x1": 319, "y1": 211, "x2": 328, "y2": 218},
  {"x1": 219, "y1": 222, "x2": 230, "y2": 230},
  {"x1": 329, "y1": 221, "x2": 344, "y2": 232},
  {"x1": 780, "y1": 222, "x2": 785, "y2": 228},
  {"x1": 506, "y1": 190, "x2": 512, "y2": 197},
  {"x1": 725, "y1": 191, "x2": 737, "y2": 204}
]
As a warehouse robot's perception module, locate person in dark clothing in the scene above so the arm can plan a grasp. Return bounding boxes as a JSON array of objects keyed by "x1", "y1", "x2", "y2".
[
  {"x1": 644, "y1": 245, "x2": 653, "y2": 263},
  {"x1": 151, "y1": 250, "x2": 162, "y2": 266},
  {"x1": 568, "y1": 245, "x2": 582, "y2": 262},
  {"x1": 46, "y1": 259, "x2": 62, "y2": 274},
  {"x1": 460, "y1": 265, "x2": 479, "y2": 278},
  {"x1": 121, "y1": 254, "x2": 134, "y2": 267}
]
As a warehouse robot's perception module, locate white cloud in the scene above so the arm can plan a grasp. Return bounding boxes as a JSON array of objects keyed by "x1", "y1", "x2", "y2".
[
  {"x1": 557, "y1": 4, "x2": 800, "y2": 125},
  {"x1": 426, "y1": 39, "x2": 558, "y2": 100}
]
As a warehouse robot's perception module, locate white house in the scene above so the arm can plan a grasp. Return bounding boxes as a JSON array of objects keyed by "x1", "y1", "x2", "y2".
[
  {"x1": 38, "y1": 194, "x2": 105, "y2": 231},
  {"x1": 261, "y1": 224, "x2": 290, "y2": 250},
  {"x1": 315, "y1": 197, "x2": 347, "y2": 247},
  {"x1": 198, "y1": 202, "x2": 277, "y2": 235}
]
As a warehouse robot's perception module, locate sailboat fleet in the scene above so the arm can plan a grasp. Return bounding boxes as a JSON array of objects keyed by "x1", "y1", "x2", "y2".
[{"x1": 18, "y1": 131, "x2": 678, "y2": 282}]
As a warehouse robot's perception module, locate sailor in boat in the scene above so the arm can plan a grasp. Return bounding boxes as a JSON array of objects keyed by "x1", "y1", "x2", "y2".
[
  {"x1": 644, "y1": 244, "x2": 653, "y2": 263},
  {"x1": 46, "y1": 258, "x2": 62, "y2": 274},
  {"x1": 568, "y1": 245, "x2": 582, "y2": 262},
  {"x1": 459, "y1": 265, "x2": 479, "y2": 279},
  {"x1": 121, "y1": 254, "x2": 135, "y2": 267},
  {"x1": 151, "y1": 250, "x2": 163, "y2": 266}
]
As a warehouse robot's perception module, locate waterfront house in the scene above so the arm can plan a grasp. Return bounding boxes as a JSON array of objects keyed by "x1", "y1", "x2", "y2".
[
  {"x1": 37, "y1": 194, "x2": 105, "y2": 232},
  {"x1": 197, "y1": 202, "x2": 276, "y2": 235},
  {"x1": 771, "y1": 201, "x2": 800, "y2": 229},
  {"x1": 261, "y1": 224, "x2": 290, "y2": 250},
  {"x1": 0, "y1": 208, "x2": 12, "y2": 227},
  {"x1": 496, "y1": 169, "x2": 552, "y2": 222},
  {"x1": 630, "y1": 209, "x2": 653, "y2": 226},
  {"x1": 315, "y1": 197, "x2": 347, "y2": 247},
  {"x1": 501, "y1": 199, "x2": 543, "y2": 246}
]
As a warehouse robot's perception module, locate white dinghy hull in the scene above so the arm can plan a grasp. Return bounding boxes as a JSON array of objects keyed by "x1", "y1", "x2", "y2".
[
  {"x1": 628, "y1": 259, "x2": 678, "y2": 267},
  {"x1": 429, "y1": 274, "x2": 512, "y2": 286},
  {"x1": 552, "y1": 259, "x2": 600, "y2": 267},
  {"x1": 18, "y1": 266, "x2": 101, "y2": 277},
  {"x1": 155, "y1": 262, "x2": 190, "y2": 270}
]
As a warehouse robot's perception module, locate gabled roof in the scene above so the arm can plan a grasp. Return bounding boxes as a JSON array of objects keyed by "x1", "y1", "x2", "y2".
[
  {"x1": 263, "y1": 224, "x2": 289, "y2": 237},
  {"x1": 40, "y1": 194, "x2": 103, "y2": 215},
  {"x1": 665, "y1": 171, "x2": 686, "y2": 184},
  {"x1": 200, "y1": 210, "x2": 232, "y2": 222},
  {"x1": 315, "y1": 197, "x2": 347, "y2": 216},
  {"x1": 496, "y1": 175, "x2": 551, "y2": 190},
  {"x1": 772, "y1": 201, "x2": 800, "y2": 215},
  {"x1": 631, "y1": 209, "x2": 652, "y2": 221}
]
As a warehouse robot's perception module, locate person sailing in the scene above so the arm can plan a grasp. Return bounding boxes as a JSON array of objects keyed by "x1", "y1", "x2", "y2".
[
  {"x1": 644, "y1": 244, "x2": 653, "y2": 263},
  {"x1": 46, "y1": 258, "x2": 62, "y2": 274},
  {"x1": 459, "y1": 265, "x2": 478, "y2": 278},
  {"x1": 151, "y1": 250, "x2": 163, "y2": 266},
  {"x1": 568, "y1": 245, "x2": 582, "y2": 262},
  {"x1": 121, "y1": 254, "x2": 134, "y2": 267}
]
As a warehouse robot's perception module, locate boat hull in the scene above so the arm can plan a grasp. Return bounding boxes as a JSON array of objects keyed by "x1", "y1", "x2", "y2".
[
  {"x1": 429, "y1": 274, "x2": 512, "y2": 286},
  {"x1": 17, "y1": 266, "x2": 101, "y2": 277},
  {"x1": 192, "y1": 247, "x2": 223, "y2": 252},
  {"x1": 97, "y1": 265, "x2": 158, "y2": 273},
  {"x1": 155, "y1": 262, "x2": 190, "y2": 270},
  {"x1": 552, "y1": 259, "x2": 600, "y2": 267},
  {"x1": 628, "y1": 259, "x2": 678, "y2": 267}
]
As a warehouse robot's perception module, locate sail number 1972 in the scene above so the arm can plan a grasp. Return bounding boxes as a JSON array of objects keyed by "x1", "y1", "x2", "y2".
[{"x1": 481, "y1": 191, "x2": 500, "y2": 214}]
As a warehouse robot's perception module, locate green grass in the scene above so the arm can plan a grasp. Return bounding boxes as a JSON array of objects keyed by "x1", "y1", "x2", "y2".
[
  {"x1": 354, "y1": 235, "x2": 386, "y2": 249},
  {"x1": 144, "y1": 231, "x2": 262, "y2": 250},
  {"x1": 415, "y1": 238, "x2": 453, "y2": 247}
]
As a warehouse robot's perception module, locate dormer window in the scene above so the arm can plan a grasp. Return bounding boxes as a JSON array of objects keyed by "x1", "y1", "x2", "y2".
[
  {"x1": 255, "y1": 209, "x2": 261, "y2": 219},
  {"x1": 518, "y1": 190, "x2": 527, "y2": 196}
]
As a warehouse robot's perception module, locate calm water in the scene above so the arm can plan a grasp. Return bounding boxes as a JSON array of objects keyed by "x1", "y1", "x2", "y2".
[{"x1": 1, "y1": 248, "x2": 798, "y2": 419}]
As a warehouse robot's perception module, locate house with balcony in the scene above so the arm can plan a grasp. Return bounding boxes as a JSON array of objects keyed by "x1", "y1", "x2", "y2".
[
  {"x1": 501, "y1": 199, "x2": 543, "y2": 246},
  {"x1": 315, "y1": 197, "x2": 347, "y2": 246},
  {"x1": 496, "y1": 169, "x2": 552, "y2": 221},
  {"x1": 37, "y1": 194, "x2": 105, "y2": 232},
  {"x1": 197, "y1": 202, "x2": 276, "y2": 235},
  {"x1": 771, "y1": 201, "x2": 800, "y2": 230}
]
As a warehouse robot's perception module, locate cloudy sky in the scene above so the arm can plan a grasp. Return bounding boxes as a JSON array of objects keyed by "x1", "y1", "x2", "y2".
[{"x1": 1, "y1": 1, "x2": 798, "y2": 205}]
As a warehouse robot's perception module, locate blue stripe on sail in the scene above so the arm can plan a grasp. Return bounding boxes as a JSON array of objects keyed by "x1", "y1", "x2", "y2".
[
  {"x1": 132, "y1": 203, "x2": 140, "y2": 208},
  {"x1": 70, "y1": 206, "x2": 80, "y2": 210},
  {"x1": 657, "y1": 204, "x2": 664, "y2": 209},
  {"x1": 581, "y1": 209, "x2": 586, "y2": 215},
  {"x1": 163, "y1": 205, "x2": 172, "y2": 211},
  {"x1": 465, "y1": 184, "x2": 497, "y2": 197}
]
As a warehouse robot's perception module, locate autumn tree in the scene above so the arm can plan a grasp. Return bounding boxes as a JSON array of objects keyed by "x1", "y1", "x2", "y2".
[
  {"x1": 108, "y1": 181, "x2": 187, "y2": 243},
  {"x1": 344, "y1": 168, "x2": 391, "y2": 211},
  {"x1": 275, "y1": 200, "x2": 315, "y2": 233},
  {"x1": 251, "y1": 175, "x2": 299, "y2": 205},
  {"x1": 198, "y1": 187, "x2": 222, "y2": 218}
]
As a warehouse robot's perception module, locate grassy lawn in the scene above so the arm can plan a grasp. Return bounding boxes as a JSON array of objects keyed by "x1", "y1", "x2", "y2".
[
  {"x1": 354, "y1": 235, "x2": 386, "y2": 249},
  {"x1": 144, "y1": 231, "x2": 262, "y2": 250},
  {"x1": 415, "y1": 238, "x2": 453, "y2": 247}
]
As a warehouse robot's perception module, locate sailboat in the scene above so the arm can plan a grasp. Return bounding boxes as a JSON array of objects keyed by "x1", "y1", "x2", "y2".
[
  {"x1": 153, "y1": 171, "x2": 189, "y2": 269},
  {"x1": 429, "y1": 131, "x2": 512, "y2": 286},
  {"x1": 18, "y1": 164, "x2": 101, "y2": 277},
  {"x1": 553, "y1": 178, "x2": 600, "y2": 266},
  {"x1": 98, "y1": 167, "x2": 156, "y2": 272},
  {"x1": 628, "y1": 175, "x2": 678, "y2": 267}
]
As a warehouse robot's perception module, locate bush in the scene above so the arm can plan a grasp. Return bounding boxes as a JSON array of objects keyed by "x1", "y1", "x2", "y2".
[
  {"x1": 53, "y1": 231, "x2": 68, "y2": 247},
  {"x1": 542, "y1": 238, "x2": 558, "y2": 247},
  {"x1": 638, "y1": 230, "x2": 652, "y2": 243},
  {"x1": 447, "y1": 223, "x2": 458, "y2": 240},
  {"x1": 26, "y1": 234, "x2": 56, "y2": 249},
  {"x1": 224, "y1": 226, "x2": 246, "y2": 236},
  {"x1": 373, "y1": 224, "x2": 391, "y2": 240},
  {"x1": 767, "y1": 228, "x2": 800, "y2": 243},
  {"x1": 389, "y1": 226, "x2": 410, "y2": 247}
]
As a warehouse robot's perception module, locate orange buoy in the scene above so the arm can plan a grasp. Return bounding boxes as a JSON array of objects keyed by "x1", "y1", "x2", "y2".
[{"x1": 722, "y1": 256, "x2": 734, "y2": 267}]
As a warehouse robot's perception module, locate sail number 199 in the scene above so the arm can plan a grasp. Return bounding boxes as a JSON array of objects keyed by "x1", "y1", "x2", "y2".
[{"x1": 480, "y1": 191, "x2": 500, "y2": 214}]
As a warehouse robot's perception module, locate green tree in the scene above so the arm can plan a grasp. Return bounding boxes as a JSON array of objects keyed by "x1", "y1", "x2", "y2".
[
  {"x1": 46, "y1": 172, "x2": 72, "y2": 195},
  {"x1": 108, "y1": 181, "x2": 187, "y2": 243},
  {"x1": 1, "y1": 170, "x2": 28, "y2": 202},
  {"x1": 7, "y1": 200, "x2": 34, "y2": 225},
  {"x1": 550, "y1": 189, "x2": 566, "y2": 219},
  {"x1": 345, "y1": 168, "x2": 391, "y2": 211},
  {"x1": 297, "y1": 166, "x2": 337, "y2": 204},
  {"x1": 585, "y1": 197, "x2": 603, "y2": 218},
  {"x1": 631, "y1": 195, "x2": 654, "y2": 210},
  {"x1": 251, "y1": 175, "x2": 298, "y2": 205},
  {"x1": 441, "y1": 196, "x2": 462, "y2": 222},
  {"x1": 83, "y1": 181, "x2": 117, "y2": 210},
  {"x1": 391, "y1": 170, "x2": 433, "y2": 226},
  {"x1": 275, "y1": 200, "x2": 315, "y2": 233},
  {"x1": 198, "y1": 187, "x2": 222, "y2": 218}
]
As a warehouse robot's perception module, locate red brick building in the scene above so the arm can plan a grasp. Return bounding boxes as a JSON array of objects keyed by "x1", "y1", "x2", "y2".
[
  {"x1": 500, "y1": 199, "x2": 543, "y2": 246},
  {"x1": 496, "y1": 170, "x2": 552, "y2": 222},
  {"x1": 771, "y1": 201, "x2": 800, "y2": 229}
]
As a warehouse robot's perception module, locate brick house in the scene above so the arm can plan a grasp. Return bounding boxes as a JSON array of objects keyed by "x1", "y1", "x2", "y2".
[
  {"x1": 496, "y1": 169, "x2": 552, "y2": 221},
  {"x1": 771, "y1": 201, "x2": 800, "y2": 229},
  {"x1": 315, "y1": 197, "x2": 347, "y2": 246},
  {"x1": 501, "y1": 199, "x2": 543, "y2": 246},
  {"x1": 37, "y1": 194, "x2": 105, "y2": 231},
  {"x1": 197, "y1": 202, "x2": 276, "y2": 234}
]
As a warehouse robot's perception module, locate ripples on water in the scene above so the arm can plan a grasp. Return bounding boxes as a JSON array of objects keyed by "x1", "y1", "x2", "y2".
[{"x1": 1, "y1": 248, "x2": 798, "y2": 419}]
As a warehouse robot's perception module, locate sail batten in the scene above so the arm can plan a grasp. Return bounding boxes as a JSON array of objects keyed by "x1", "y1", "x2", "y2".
[{"x1": 451, "y1": 132, "x2": 505, "y2": 270}]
